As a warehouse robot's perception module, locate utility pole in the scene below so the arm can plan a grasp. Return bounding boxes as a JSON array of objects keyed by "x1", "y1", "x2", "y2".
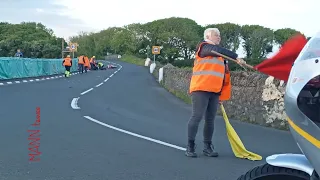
[{"x1": 61, "y1": 39, "x2": 64, "y2": 58}]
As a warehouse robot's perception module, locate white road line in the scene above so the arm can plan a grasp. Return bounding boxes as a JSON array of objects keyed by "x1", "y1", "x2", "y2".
[
  {"x1": 0, "y1": 83, "x2": 3, "y2": 85},
  {"x1": 104, "y1": 78, "x2": 109, "y2": 82},
  {"x1": 23, "y1": 80, "x2": 28, "y2": 82},
  {"x1": 7, "y1": 82, "x2": 12, "y2": 84},
  {"x1": 35, "y1": 79, "x2": 40, "y2": 81},
  {"x1": 80, "y1": 88, "x2": 93, "y2": 95},
  {"x1": 71, "y1": 97, "x2": 80, "y2": 109},
  {"x1": 46, "y1": 78, "x2": 50, "y2": 80},
  {"x1": 110, "y1": 74, "x2": 114, "y2": 77},
  {"x1": 83, "y1": 116, "x2": 186, "y2": 151},
  {"x1": 29, "y1": 79, "x2": 34, "y2": 82},
  {"x1": 15, "y1": 81, "x2": 20, "y2": 83},
  {"x1": 95, "y1": 83, "x2": 103, "y2": 87}
]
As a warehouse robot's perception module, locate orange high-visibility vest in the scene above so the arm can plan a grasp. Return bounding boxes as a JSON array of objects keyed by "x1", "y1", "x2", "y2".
[
  {"x1": 84, "y1": 56, "x2": 90, "y2": 67},
  {"x1": 90, "y1": 58, "x2": 93, "y2": 63},
  {"x1": 189, "y1": 42, "x2": 232, "y2": 101},
  {"x1": 78, "y1": 56, "x2": 84, "y2": 64},
  {"x1": 63, "y1": 57, "x2": 72, "y2": 66}
]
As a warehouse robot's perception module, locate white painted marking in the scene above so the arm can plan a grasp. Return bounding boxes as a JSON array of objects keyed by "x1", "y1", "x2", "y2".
[
  {"x1": 29, "y1": 80, "x2": 34, "y2": 82},
  {"x1": 110, "y1": 74, "x2": 114, "y2": 77},
  {"x1": 41, "y1": 78, "x2": 45, "y2": 80},
  {"x1": 80, "y1": 88, "x2": 93, "y2": 95},
  {"x1": 15, "y1": 81, "x2": 20, "y2": 83},
  {"x1": 59, "y1": 76, "x2": 63, "y2": 77},
  {"x1": 55, "y1": 76, "x2": 58, "y2": 78},
  {"x1": 23, "y1": 80, "x2": 28, "y2": 82},
  {"x1": 84, "y1": 116, "x2": 186, "y2": 151},
  {"x1": 104, "y1": 78, "x2": 109, "y2": 82},
  {"x1": 50, "y1": 77, "x2": 54, "y2": 79},
  {"x1": 35, "y1": 79, "x2": 40, "y2": 81},
  {"x1": 71, "y1": 97, "x2": 80, "y2": 109},
  {"x1": 46, "y1": 78, "x2": 50, "y2": 80},
  {"x1": 0, "y1": 83, "x2": 4, "y2": 85},
  {"x1": 95, "y1": 83, "x2": 103, "y2": 87},
  {"x1": 7, "y1": 82, "x2": 12, "y2": 84}
]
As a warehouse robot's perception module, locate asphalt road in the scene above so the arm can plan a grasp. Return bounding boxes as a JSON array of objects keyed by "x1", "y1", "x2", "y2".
[{"x1": 0, "y1": 60, "x2": 302, "y2": 180}]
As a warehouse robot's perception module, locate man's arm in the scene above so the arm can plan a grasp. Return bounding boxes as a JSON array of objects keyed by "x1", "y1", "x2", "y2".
[{"x1": 198, "y1": 43, "x2": 238, "y2": 59}]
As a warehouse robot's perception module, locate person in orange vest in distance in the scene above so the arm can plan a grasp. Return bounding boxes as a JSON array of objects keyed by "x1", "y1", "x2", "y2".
[
  {"x1": 78, "y1": 55, "x2": 85, "y2": 73},
  {"x1": 90, "y1": 56, "x2": 96, "y2": 70},
  {"x1": 186, "y1": 28, "x2": 246, "y2": 158},
  {"x1": 84, "y1": 56, "x2": 90, "y2": 73},
  {"x1": 62, "y1": 55, "x2": 72, "y2": 77}
]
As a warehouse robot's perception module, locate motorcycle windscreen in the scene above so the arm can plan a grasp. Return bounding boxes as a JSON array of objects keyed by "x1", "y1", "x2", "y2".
[{"x1": 295, "y1": 31, "x2": 320, "y2": 62}]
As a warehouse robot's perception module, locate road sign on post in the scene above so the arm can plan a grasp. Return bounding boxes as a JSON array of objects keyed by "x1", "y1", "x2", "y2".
[
  {"x1": 152, "y1": 46, "x2": 160, "y2": 55},
  {"x1": 69, "y1": 43, "x2": 78, "y2": 52}
]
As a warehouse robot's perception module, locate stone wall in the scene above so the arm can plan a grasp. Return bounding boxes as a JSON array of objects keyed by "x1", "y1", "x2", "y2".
[{"x1": 156, "y1": 64, "x2": 288, "y2": 130}]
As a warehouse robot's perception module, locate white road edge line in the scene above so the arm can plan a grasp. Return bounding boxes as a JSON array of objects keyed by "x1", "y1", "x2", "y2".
[
  {"x1": 83, "y1": 116, "x2": 186, "y2": 151},
  {"x1": 80, "y1": 88, "x2": 93, "y2": 95},
  {"x1": 71, "y1": 97, "x2": 80, "y2": 109},
  {"x1": 95, "y1": 83, "x2": 103, "y2": 87}
]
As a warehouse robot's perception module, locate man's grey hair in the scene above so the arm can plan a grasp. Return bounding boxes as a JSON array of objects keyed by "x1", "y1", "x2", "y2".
[{"x1": 204, "y1": 28, "x2": 220, "y2": 40}]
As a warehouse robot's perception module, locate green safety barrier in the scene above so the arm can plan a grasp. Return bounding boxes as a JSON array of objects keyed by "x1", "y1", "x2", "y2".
[{"x1": 0, "y1": 57, "x2": 79, "y2": 80}]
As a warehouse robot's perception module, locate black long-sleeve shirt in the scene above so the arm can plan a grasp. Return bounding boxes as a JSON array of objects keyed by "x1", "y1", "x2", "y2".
[{"x1": 197, "y1": 41, "x2": 238, "y2": 61}]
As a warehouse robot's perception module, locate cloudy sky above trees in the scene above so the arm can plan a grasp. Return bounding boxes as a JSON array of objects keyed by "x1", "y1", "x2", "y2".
[{"x1": 0, "y1": 0, "x2": 318, "y2": 39}]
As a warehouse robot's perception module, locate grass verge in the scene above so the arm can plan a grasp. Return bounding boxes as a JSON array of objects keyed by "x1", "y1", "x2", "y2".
[{"x1": 120, "y1": 55, "x2": 145, "y2": 66}]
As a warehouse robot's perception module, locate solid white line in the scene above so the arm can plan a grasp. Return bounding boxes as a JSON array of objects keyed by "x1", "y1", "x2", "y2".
[
  {"x1": 71, "y1": 97, "x2": 80, "y2": 109},
  {"x1": 15, "y1": 81, "x2": 20, "y2": 83},
  {"x1": 80, "y1": 88, "x2": 93, "y2": 95},
  {"x1": 83, "y1": 116, "x2": 186, "y2": 151},
  {"x1": 95, "y1": 83, "x2": 103, "y2": 87},
  {"x1": 7, "y1": 82, "x2": 12, "y2": 84}
]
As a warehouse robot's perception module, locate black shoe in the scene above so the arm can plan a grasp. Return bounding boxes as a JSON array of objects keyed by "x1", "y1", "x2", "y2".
[
  {"x1": 185, "y1": 141, "x2": 197, "y2": 158},
  {"x1": 203, "y1": 141, "x2": 219, "y2": 157}
]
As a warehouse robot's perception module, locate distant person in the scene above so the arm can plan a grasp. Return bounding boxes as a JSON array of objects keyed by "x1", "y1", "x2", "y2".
[
  {"x1": 78, "y1": 55, "x2": 85, "y2": 73},
  {"x1": 84, "y1": 56, "x2": 90, "y2": 73},
  {"x1": 62, "y1": 55, "x2": 72, "y2": 77},
  {"x1": 15, "y1": 49, "x2": 23, "y2": 58}
]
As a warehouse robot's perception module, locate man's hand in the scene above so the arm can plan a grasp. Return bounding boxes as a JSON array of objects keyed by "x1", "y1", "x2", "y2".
[{"x1": 236, "y1": 58, "x2": 246, "y2": 65}]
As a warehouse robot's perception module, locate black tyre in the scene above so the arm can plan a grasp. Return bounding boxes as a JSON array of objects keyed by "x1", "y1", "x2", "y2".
[{"x1": 237, "y1": 163, "x2": 310, "y2": 180}]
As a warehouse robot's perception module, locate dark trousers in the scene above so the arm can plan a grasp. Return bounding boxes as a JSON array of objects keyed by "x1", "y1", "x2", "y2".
[
  {"x1": 84, "y1": 66, "x2": 88, "y2": 73},
  {"x1": 65, "y1": 66, "x2": 71, "y2": 71},
  {"x1": 187, "y1": 91, "x2": 220, "y2": 142},
  {"x1": 78, "y1": 64, "x2": 84, "y2": 73}
]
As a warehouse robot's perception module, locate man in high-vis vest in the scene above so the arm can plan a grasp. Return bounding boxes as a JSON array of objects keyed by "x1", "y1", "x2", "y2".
[
  {"x1": 78, "y1": 55, "x2": 85, "y2": 73},
  {"x1": 62, "y1": 55, "x2": 72, "y2": 77},
  {"x1": 185, "y1": 28, "x2": 246, "y2": 158}
]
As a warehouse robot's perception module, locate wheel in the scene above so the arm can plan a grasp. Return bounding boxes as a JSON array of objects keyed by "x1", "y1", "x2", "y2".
[{"x1": 237, "y1": 163, "x2": 310, "y2": 180}]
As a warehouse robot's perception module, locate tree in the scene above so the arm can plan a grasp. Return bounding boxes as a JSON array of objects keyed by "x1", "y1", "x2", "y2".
[
  {"x1": 274, "y1": 28, "x2": 301, "y2": 45},
  {"x1": 240, "y1": 25, "x2": 274, "y2": 60},
  {"x1": 0, "y1": 22, "x2": 65, "y2": 58}
]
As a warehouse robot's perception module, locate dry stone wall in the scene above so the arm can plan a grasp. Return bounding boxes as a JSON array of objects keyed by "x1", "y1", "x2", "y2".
[{"x1": 155, "y1": 64, "x2": 288, "y2": 130}]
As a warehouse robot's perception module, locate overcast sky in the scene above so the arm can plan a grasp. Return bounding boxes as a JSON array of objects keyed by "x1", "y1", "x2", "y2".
[{"x1": 0, "y1": 0, "x2": 318, "y2": 39}]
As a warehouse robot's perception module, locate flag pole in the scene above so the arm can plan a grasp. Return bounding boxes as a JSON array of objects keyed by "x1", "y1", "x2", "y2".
[{"x1": 211, "y1": 50, "x2": 255, "y2": 69}]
